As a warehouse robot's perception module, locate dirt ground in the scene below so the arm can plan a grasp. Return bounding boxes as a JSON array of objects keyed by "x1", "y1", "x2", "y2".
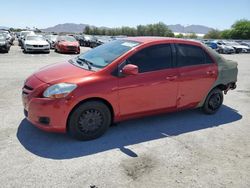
[{"x1": 0, "y1": 43, "x2": 249, "y2": 188}]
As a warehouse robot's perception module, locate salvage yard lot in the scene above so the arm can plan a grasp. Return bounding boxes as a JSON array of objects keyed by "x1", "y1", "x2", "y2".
[{"x1": 0, "y1": 43, "x2": 250, "y2": 187}]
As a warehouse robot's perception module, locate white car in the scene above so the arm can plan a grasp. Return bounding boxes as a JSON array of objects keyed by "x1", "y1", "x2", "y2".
[
  {"x1": 223, "y1": 41, "x2": 250, "y2": 53},
  {"x1": 23, "y1": 35, "x2": 50, "y2": 53},
  {"x1": 215, "y1": 41, "x2": 235, "y2": 54},
  {"x1": 18, "y1": 31, "x2": 35, "y2": 47}
]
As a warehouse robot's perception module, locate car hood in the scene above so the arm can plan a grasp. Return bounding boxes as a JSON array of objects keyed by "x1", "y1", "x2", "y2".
[
  {"x1": 34, "y1": 61, "x2": 93, "y2": 84},
  {"x1": 25, "y1": 40, "x2": 49, "y2": 45},
  {"x1": 230, "y1": 44, "x2": 249, "y2": 49},
  {"x1": 60, "y1": 41, "x2": 79, "y2": 46}
]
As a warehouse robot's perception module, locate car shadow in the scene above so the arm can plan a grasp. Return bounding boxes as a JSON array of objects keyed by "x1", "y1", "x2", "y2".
[{"x1": 17, "y1": 105, "x2": 242, "y2": 159}]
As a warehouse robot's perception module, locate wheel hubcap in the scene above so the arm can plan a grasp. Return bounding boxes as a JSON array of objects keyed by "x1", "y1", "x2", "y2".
[
  {"x1": 78, "y1": 109, "x2": 104, "y2": 133},
  {"x1": 208, "y1": 93, "x2": 221, "y2": 110}
]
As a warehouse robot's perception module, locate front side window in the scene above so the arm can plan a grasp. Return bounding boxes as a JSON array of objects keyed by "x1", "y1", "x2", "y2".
[
  {"x1": 127, "y1": 44, "x2": 172, "y2": 73},
  {"x1": 176, "y1": 44, "x2": 206, "y2": 67}
]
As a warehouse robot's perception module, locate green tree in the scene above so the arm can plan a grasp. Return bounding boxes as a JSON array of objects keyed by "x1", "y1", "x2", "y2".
[
  {"x1": 175, "y1": 33, "x2": 184, "y2": 38},
  {"x1": 230, "y1": 19, "x2": 250, "y2": 39},
  {"x1": 187, "y1": 32, "x2": 198, "y2": 39},
  {"x1": 220, "y1": 29, "x2": 231, "y2": 39},
  {"x1": 204, "y1": 29, "x2": 221, "y2": 39},
  {"x1": 84, "y1": 26, "x2": 91, "y2": 34}
]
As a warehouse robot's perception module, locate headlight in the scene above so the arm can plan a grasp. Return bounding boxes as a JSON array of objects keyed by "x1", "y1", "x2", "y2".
[
  {"x1": 43, "y1": 83, "x2": 77, "y2": 98},
  {"x1": 25, "y1": 44, "x2": 32, "y2": 47},
  {"x1": 0, "y1": 41, "x2": 6, "y2": 45}
]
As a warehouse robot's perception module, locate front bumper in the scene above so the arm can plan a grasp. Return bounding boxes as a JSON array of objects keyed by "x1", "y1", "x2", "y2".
[
  {"x1": 0, "y1": 45, "x2": 9, "y2": 51},
  {"x1": 22, "y1": 75, "x2": 70, "y2": 133},
  {"x1": 59, "y1": 45, "x2": 80, "y2": 53},
  {"x1": 224, "y1": 48, "x2": 235, "y2": 54},
  {"x1": 25, "y1": 47, "x2": 50, "y2": 52},
  {"x1": 22, "y1": 96, "x2": 69, "y2": 133}
]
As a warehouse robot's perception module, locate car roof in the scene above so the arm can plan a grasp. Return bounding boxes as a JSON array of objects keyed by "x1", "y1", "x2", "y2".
[{"x1": 126, "y1": 36, "x2": 201, "y2": 46}]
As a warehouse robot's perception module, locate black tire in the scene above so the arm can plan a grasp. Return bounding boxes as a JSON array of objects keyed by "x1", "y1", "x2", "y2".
[
  {"x1": 202, "y1": 88, "x2": 223, "y2": 114},
  {"x1": 68, "y1": 101, "x2": 111, "y2": 140}
]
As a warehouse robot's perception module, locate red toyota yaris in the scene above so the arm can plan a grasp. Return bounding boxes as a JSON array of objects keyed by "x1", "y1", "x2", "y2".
[
  {"x1": 54, "y1": 35, "x2": 80, "y2": 54},
  {"x1": 22, "y1": 37, "x2": 238, "y2": 140}
]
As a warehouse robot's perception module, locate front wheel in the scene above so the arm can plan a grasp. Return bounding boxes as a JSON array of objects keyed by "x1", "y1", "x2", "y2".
[
  {"x1": 202, "y1": 88, "x2": 223, "y2": 114},
  {"x1": 68, "y1": 101, "x2": 111, "y2": 140}
]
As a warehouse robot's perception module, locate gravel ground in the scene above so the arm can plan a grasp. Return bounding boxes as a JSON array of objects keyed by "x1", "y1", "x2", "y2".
[{"x1": 0, "y1": 42, "x2": 249, "y2": 188}]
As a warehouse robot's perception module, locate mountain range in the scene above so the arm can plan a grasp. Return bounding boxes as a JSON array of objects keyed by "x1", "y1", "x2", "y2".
[{"x1": 1, "y1": 23, "x2": 214, "y2": 34}]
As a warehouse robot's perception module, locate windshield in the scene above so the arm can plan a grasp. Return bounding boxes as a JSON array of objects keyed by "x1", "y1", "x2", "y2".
[
  {"x1": 0, "y1": 35, "x2": 5, "y2": 40},
  {"x1": 59, "y1": 36, "x2": 76, "y2": 42},
  {"x1": 74, "y1": 40, "x2": 140, "y2": 70},
  {"x1": 225, "y1": 42, "x2": 239, "y2": 46},
  {"x1": 26, "y1": 36, "x2": 44, "y2": 41},
  {"x1": 47, "y1": 35, "x2": 58, "y2": 41},
  {"x1": 84, "y1": 35, "x2": 94, "y2": 40},
  {"x1": 21, "y1": 31, "x2": 34, "y2": 36}
]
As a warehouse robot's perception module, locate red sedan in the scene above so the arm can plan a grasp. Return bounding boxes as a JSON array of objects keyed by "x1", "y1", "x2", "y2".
[
  {"x1": 54, "y1": 35, "x2": 80, "y2": 54},
  {"x1": 22, "y1": 37, "x2": 238, "y2": 140}
]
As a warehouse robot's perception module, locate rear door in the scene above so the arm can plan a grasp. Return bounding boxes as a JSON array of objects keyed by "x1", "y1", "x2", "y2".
[
  {"x1": 118, "y1": 44, "x2": 178, "y2": 116},
  {"x1": 174, "y1": 43, "x2": 217, "y2": 109}
]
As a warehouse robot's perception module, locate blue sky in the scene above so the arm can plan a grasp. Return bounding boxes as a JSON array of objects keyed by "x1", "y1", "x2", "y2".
[{"x1": 1, "y1": 0, "x2": 250, "y2": 30}]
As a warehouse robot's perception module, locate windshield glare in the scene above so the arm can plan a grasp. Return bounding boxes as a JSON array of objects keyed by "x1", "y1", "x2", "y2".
[
  {"x1": 76, "y1": 40, "x2": 140, "y2": 69},
  {"x1": 59, "y1": 36, "x2": 76, "y2": 42},
  {"x1": 27, "y1": 36, "x2": 44, "y2": 41}
]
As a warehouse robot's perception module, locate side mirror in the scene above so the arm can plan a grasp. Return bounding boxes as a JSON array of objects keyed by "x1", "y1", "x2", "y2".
[{"x1": 122, "y1": 64, "x2": 138, "y2": 76}]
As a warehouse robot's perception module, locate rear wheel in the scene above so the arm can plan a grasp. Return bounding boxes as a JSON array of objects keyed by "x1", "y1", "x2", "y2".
[
  {"x1": 202, "y1": 88, "x2": 223, "y2": 114},
  {"x1": 68, "y1": 101, "x2": 111, "y2": 140}
]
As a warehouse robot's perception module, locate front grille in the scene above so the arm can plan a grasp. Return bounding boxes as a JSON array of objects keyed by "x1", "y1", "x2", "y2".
[
  {"x1": 22, "y1": 91, "x2": 29, "y2": 95},
  {"x1": 67, "y1": 46, "x2": 76, "y2": 50},
  {"x1": 24, "y1": 85, "x2": 33, "y2": 91},
  {"x1": 22, "y1": 84, "x2": 34, "y2": 95},
  {"x1": 33, "y1": 45, "x2": 43, "y2": 47}
]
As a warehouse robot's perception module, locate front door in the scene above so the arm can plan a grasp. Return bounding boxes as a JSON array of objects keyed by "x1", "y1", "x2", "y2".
[{"x1": 118, "y1": 44, "x2": 179, "y2": 116}]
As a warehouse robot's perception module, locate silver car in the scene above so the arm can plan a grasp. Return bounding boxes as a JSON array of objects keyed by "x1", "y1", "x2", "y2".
[{"x1": 23, "y1": 35, "x2": 50, "y2": 53}]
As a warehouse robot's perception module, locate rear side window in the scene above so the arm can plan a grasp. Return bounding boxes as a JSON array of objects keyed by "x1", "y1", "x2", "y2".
[
  {"x1": 128, "y1": 44, "x2": 172, "y2": 73},
  {"x1": 176, "y1": 44, "x2": 209, "y2": 67},
  {"x1": 204, "y1": 51, "x2": 213, "y2": 64}
]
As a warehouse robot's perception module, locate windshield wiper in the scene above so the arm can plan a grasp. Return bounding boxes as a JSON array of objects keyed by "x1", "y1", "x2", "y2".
[{"x1": 76, "y1": 58, "x2": 93, "y2": 70}]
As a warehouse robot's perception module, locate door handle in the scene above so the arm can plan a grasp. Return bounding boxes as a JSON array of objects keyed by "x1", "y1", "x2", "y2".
[
  {"x1": 166, "y1": 75, "x2": 178, "y2": 81},
  {"x1": 206, "y1": 70, "x2": 216, "y2": 76}
]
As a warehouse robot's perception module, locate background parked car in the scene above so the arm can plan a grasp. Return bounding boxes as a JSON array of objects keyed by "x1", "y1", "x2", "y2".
[
  {"x1": 18, "y1": 31, "x2": 35, "y2": 48},
  {"x1": 23, "y1": 35, "x2": 50, "y2": 53},
  {"x1": 204, "y1": 41, "x2": 217, "y2": 49},
  {"x1": 74, "y1": 35, "x2": 85, "y2": 46},
  {"x1": 0, "y1": 30, "x2": 14, "y2": 45},
  {"x1": 92, "y1": 36, "x2": 113, "y2": 48},
  {"x1": 45, "y1": 34, "x2": 58, "y2": 49},
  {"x1": 215, "y1": 41, "x2": 235, "y2": 54},
  {"x1": 0, "y1": 34, "x2": 11, "y2": 53},
  {"x1": 54, "y1": 35, "x2": 80, "y2": 54},
  {"x1": 77, "y1": 35, "x2": 98, "y2": 47},
  {"x1": 239, "y1": 41, "x2": 250, "y2": 47},
  {"x1": 222, "y1": 41, "x2": 250, "y2": 53}
]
